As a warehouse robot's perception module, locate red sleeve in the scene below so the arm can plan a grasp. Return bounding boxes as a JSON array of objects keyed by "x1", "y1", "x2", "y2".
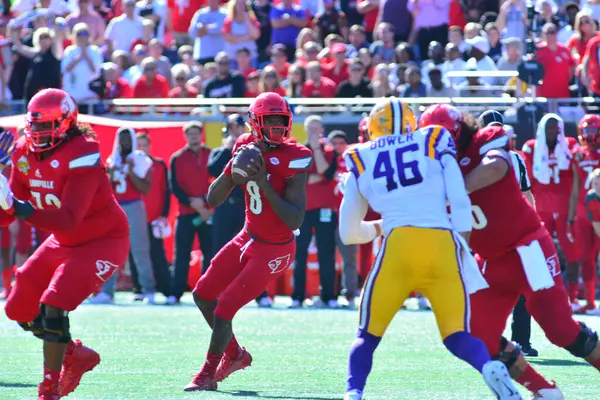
[
  {"x1": 250, "y1": 16, "x2": 260, "y2": 29},
  {"x1": 120, "y1": 80, "x2": 132, "y2": 98},
  {"x1": 324, "y1": 80, "x2": 336, "y2": 98},
  {"x1": 301, "y1": 82, "x2": 311, "y2": 97},
  {"x1": 132, "y1": 81, "x2": 143, "y2": 98},
  {"x1": 161, "y1": 79, "x2": 170, "y2": 97},
  {"x1": 567, "y1": 35, "x2": 577, "y2": 50},
  {"x1": 222, "y1": 18, "x2": 232, "y2": 34},
  {"x1": 26, "y1": 168, "x2": 102, "y2": 231}
]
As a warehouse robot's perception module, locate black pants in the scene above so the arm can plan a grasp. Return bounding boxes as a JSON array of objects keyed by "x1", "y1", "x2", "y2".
[
  {"x1": 511, "y1": 296, "x2": 532, "y2": 347},
  {"x1": 292, "y1": 208, "x2": 337, "y2": 302},
  {"x1": 416, "y1": 24, "x2": 448, "y2": 61},
  {"x1": 171, "y1": 214, "x2": 214, "y2": 300},
  {"x1": 130, "y1": 224, "x2": 172, "y2": 297}
]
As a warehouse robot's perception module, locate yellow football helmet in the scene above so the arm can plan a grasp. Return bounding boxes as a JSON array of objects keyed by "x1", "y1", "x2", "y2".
[{"x1": 367, "y1": 97, "x2": 417, "y2": 140}]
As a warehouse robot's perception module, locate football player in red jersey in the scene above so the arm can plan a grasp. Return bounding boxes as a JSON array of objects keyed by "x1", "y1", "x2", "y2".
[
  {"x1": 0, "y1": 89, "x2": 130, "y2": 400},
  {"x1": 184, "y1": 92, "x2": 313, "y2": 392},
  {"x1": 569, "y1": 114, "x2": 600, "y2": 314},
  {"x1": 420, "y1": 105, "x2": 600, "y2": 399},
  {"x1": 520, "y1": 114, "x2": 581, "y2": 307}
]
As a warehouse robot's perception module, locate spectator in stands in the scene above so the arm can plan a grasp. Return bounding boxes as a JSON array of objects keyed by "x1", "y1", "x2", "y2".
[
  {"x1": 66, "y1": 0, "x2": 106, "y2": 45},
  {"x1": 130, "y1": 19, "x2": 155, "y2": 51},
  {"x1": 61, "y1": 22, "x2": 102, "y2": 111},
  {"x1": 407, "y1": 0, "x2": 450, "y2": 61},
  {"x1": 223, "y1": 0, "x2": 261, "y2": 67},
  {"x1": 251, "y1": 0, "x2": 273, "y2": 66},
  {"x1": 148, "y1": 38, "x2": 172, "y2": 83},
  {"x1": 496, "y1": 0, "x2": 527, "y2": 43},
  {"x1": 466, "y1": 35, "x2": 497, "y2": 85},
  {"x1": 426, "y1": 66, "x2": 454, "y2": 96},
  {"x1": 463, "y1": 22, "x2": 482, "y2": 39},
  {"x1": 268, "y1": 43, "x2": 291, "y2": 79},
  {"x1": 189, "y1": 0, "x2": 227, "y2": 65},
  {"x1": 342, "y1": 0, "x2": 364, "y2": 27},
  {"x1": 448, "y1": 24, "x2": 468, "y2": 54},
  {"x1": 136, "y1": 132, "x2": 173, "y2": 303},
  {"x1": 170, "y1": 121, "x2": 214, "y2": 302},
  {"x1": 457, "y1": 58, "x2": 490, "y2": 97},
  {"x1": 420, "y1": 41, "x2": 445, "y2": 84},
  {"x1": 391, "y1": 63, "x2": 408, "y2": 93},
  {"x1": 356, "y1": 0, "x2": 378, "y2": 42},
  {"x1": 328, "y1": 130, "x2": 358, "y2": 309},
  {"x1": 536, "y1": 22, "x2": 575, "y2": 98},
  {"x1": 566, "y1": 10, "x2": 598, "y2": 64},
  {"x1": 292, "y1": 115, "x2": 339, "y2": 309},
  {"x1": 10, "y1": 24, "x2": 63, "y2": 102},
  {"x1": 369, "y1": 22, "x2": 395, "y2": 64},
  {"x1": 582, "y1": 24, "x2": 600, "y2": 96},
  {"x1": 102, "y1": 61, "x2": 132, "y2": 99},
  {"x1": 346, "y1": 24, "x2": 369, "y2": 58},
  {"x1": 313, "y1": 0, "x2": 348, "y2": 43},
  {"x1": 258, "y1": 65, "x2": 286, "y2": 95},
  {"x1": 324, "y1": 42, "x2": 349, "y2": 88},
  {"x1": 236, "y1": 48, "x2": 257, "y2": 78},
  {"x1": 442, "y1": 42, "x2": 466, "y2": 84},
  {"x1": 93, "y1": 127, "x2": 156, "y2": 304},
  {"x1": 92, "y1": 0, "x2": 113, "y2": 22},
  {"x1": 12, "y1": 0, "x2": 74, "y2": 15},
  {"x1": 203, "y1": 51, "x2": 246, "y2": 97},
  {"x1": 485, "y1": 22, "x2": 502, "y2": 62},
  {"x1": 400, "y1": 64, "x2": 427, "y2": 97},
  {"x1": 336, "y1": 58, "x2": 373, "y2": 97},
  {"x1": 167, "y1": 0, "x2": 201, "y2": 46},
  {"x1": 358, "y1": 48, "x2": 374, "y2": 78},
  {"x1": 558, "y1": 2, "x2": 579, "y2": 44},
  {"x1": 537, "y1": 0, "x2": 560, "y2": 28},
  {"x1": 136, "y1": 0, "x2": 168, "y2": 43},
  {"x1": 296, "y1": 27, "x2": 318, "y2": 50},
  {"x1": 302, "y1": 60, "x2": 336, "y2": 97},
  {"x1": 105, "y1": 0, "x2": 144, "y2": 54},
  {"x1": 286, "y1": 63, "x2": 306, "y2": 96},
  {"x1": 169, "y1": 64, "x2": 199, "y2": 97},
  {"x1": 393, "y1": 42, "x2": 416, "y2": 64},
  {"x1": 371, "y1": 63, "x2": 394, "y2": 97},
  {"x1": 496, "y1": 37, "x2": 524, "y2": 84},
  {"x1": 123, "y1": 44, "x2": 147, "y2": 86},
  {"x1": 377, "y1": 0, "x2": 411, "y2": 42},
  {"x1": 133, "y1": 57, "x2": 170, "y2": 98},
  {"x1": 244, "y1": 70, "x2": 259, "y2": 96},
  {"x1": 269, "y1": 0, "x2": 307, "y2": 60},
  {"x1": 111, "y1": 49, "x2": 130, "y2": 74}
]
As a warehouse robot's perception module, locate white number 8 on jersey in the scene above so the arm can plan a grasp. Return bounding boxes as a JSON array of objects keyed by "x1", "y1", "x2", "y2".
[
  {"x1": 246, "y1": 181, "x2": 263, "y2": 215},
  {"x1": 471, "y1": 205, "x2": 488, "y2": 230}
]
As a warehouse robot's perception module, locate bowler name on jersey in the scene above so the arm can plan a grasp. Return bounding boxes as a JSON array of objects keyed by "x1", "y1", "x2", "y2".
[{"x1": 369, "y1": 133, "x2": 415, "y2": 150}]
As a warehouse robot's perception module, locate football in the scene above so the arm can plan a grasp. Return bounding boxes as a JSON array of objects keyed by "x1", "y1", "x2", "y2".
[{"x1": 231, "y1": 145, "x2": 263, "y2": 184}]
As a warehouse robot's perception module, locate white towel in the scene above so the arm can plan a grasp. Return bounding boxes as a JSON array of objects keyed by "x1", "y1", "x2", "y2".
[
  {"x1": 452, "y1": 232, "x2": 489, "y2": 295},
  {"x1": 532, "y1": 113, "x2": 571, "y2": 184},
  {"x1": 516, "y1": 240, "x2": 555, "y2": 291},
  {"x1": 107, "y1": 127, "x2": 152, "y2": 179}
]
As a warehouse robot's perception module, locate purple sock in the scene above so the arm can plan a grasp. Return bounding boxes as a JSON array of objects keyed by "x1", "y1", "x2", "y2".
[
  {"x1": 443, "y1": 331, "x2": 491, "y2": 373},
  {"x1": 346, "y1": 329, "x2": 382, "y2": 393}
]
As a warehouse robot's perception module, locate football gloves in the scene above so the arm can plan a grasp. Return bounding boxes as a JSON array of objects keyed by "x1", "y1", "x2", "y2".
[
  {"x1": 0, "y1": 129, "x2": 14, "y2": 168},
  {"x1": 0, "y1": 173, "x2": 13, "y2": 210}
]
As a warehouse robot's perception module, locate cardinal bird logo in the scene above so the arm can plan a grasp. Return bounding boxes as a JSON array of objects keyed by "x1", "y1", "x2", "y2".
[
  {"x1": 268, "y1": 254, "x2": 291, "y2": 274},
  {"x1": 95, "y1": 260, "x2": 119, "y2": 281}
]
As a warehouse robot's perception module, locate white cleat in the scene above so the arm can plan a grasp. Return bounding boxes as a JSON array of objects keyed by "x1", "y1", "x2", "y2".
[
  {"x1": 143, "y1": 293, "x2": 156, "y2": 305},
  {"x1": 531, "y1": 386, "x2": 564, "y2": 399},
  {"x1": 344, "y1": 389, "x2": 363, "y2": 400},
  {"x1": 482, "y1": 360, "x2": 523, "y2": 400},
  {"x1": 258, "y1": 296, "x2": 273, "y2": 308}
]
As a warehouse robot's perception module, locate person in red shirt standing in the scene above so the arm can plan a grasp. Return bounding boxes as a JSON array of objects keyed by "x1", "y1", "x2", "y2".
[
  {"x1": 169, "y1": 121, "x2": 214, "y2": 303},
  {"x1": 323, "y1": 42, "x2": 349, "y2": 89},
  {"x1": 91, "y1": 127, "x2": 156, "y2": 305},
  {"x1": 569, "y1": 114, "x2": 600, "y2": 313},
  {"x1": 167, "y1": 0, "x2": 209, "y2": 46},
  {"x1": 135, "y1": 132, "x2": 173, "y2": 304},
  {"x1": 522, "y1": 114, "x2": 580, "y2": 309},
  {"x1": 133, "y1": 57, "x2": 170, "y2": 99},
  {"x1": 291, "y1": 115, "x2": 339, "y2": 308},
  {"x1": 302, "y1": 60, "x2": 337, "y2": 98},
  {"x1": 535, "y1": 23, "x2": 576, "y2": 98}
]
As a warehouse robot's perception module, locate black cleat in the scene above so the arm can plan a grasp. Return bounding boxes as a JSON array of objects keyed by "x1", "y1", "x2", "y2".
[{"x1": 522, "y1": 345, "x2": 539, "y2": 357}]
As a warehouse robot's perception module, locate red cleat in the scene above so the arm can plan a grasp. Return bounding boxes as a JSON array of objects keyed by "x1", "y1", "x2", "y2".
[
  {"x1": 183, "y1": 372, "x2": 217, "y2": 391},
  {"x1": 38, "y1": 381, "x2": 61, "y2": 399},
  {"x1": 214, "y1": 347, "x2": 253, "y2": 382},
  {"x1": 59, "y1": 339, "x2": 100, "y2": 396}
]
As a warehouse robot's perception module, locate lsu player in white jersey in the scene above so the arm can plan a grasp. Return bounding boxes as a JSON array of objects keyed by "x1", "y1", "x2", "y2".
[{"x1": 339, "y1": 98, "x2": 522, "y2": 400}]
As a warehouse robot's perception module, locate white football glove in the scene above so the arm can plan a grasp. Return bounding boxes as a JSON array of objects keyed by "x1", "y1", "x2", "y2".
[{"x1": 0, "y1": 173, "x2": 14, "y2": 211}]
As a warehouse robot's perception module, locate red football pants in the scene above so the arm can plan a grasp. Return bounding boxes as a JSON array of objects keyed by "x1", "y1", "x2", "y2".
[
  {"x1": 576, "y1": 216, "x2": 600, "y2": 282},
  {"x1": 194, "y1": 230, "x2": 295, "y2": 320},
  {"x1": 4, "y1": 235, "x2": 129, "y2": 322},
  {"x1": 539, "y1": 212, "x2": 579, "y2": 263},
  {"x1": 470, "y1": 234, "x2": 580, "y2": 355}
]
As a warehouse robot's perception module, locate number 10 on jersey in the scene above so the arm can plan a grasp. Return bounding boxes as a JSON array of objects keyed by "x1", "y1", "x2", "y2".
[{"x1": 373, "y1": 144, "x2": 423, "y2": 190}]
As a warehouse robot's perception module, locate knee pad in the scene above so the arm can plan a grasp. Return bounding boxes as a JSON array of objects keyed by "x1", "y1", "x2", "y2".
[
  {"x1": 565, "y1": 322, "x2": 598, "y2": 358},
  {"x1": 17, "y1": 313, "x2": 44, "y2": 339},
  {"x1": 41, "y1": 306, "x2": 71, "y2": 344},
  {"x1": 494, "y1": 337, "x2": 522, "y2": 370}
]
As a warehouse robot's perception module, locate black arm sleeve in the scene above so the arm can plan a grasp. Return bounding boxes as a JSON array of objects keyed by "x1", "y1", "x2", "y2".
[
  {"x1": 169, "y1": 155, "x2": 190, "y2": 206},
  {"x1": 207, "y1": 147, "x2": 233, "y2": 177},
  {"x1": 159, "y1": 160, "x2": 171, "y2": 217},
  {"x1": 322, "y1": 149, "x2": 339, "y2": 181},
  {"x1": 512, "y1": 151, "x2": 531, "y2": 192}
]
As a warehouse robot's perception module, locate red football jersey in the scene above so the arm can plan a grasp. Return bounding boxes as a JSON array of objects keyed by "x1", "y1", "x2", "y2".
[
  {"x1": 225, "y1": 133, "x2": 313, "y2": 243},
  {"x1": 7, "y1": 135, "x2": 129, "y2": 246},
  {"x1": 460, "y1": 128, "x2": 546, "y2": 259},
  {"x1": 521, "y1": 137, "x2": 577, "y2": 214},
  {"x1": 573, "y1": 146, "x2": 600, "y2": 218}
]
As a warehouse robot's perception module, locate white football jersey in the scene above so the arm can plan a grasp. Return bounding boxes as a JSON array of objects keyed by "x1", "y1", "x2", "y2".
[{"x1": 343, "y1": 126, "x2": 470, "y2": 235}]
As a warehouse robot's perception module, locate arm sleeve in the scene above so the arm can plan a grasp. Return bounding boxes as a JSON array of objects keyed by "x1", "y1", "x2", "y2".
[
  {"x1": 26, "y1": 169, "x2": 101, "y2": 231},
  {"x1": 441, "y1": 154, "x2": 472, "y2": 233},
  {"x1": 207, "y1": 147, "x2": 233, "y2": 177},
  {"x1": 160, "y1": 160, "x2": 171, "y2": 217},
  {"x1": 510, "y1": 151, "x2": 531, "y2": 192},
  {"x1": 169, "y1": 154, "x2": 190, "y2": 206},
  {"x1": 338, "y1": 173, "x2": 379, "y2": 245}
]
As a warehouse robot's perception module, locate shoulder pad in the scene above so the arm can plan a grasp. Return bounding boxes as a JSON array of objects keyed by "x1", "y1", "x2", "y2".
[
  {"x1": 343, "y1": 143, "x2": 368, "y2": 178},
  {"x1": 420, "y1": 125, "x2": 455, "y2": 159},
  {"x1": 67, "y1": 136, "x2": 102, "y2": 170},
  {"x1": 286, "y1": 143, "x2": 313, "y2": 171},
  {"x1": 474, "y1": 127, "x2": 509, "y2": 156}
]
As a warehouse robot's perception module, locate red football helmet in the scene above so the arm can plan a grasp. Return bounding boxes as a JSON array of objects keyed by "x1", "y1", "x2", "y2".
[
  {"x1": 247, "y1": 92, "x2": 292, "y2": 145},
  {"x1": 578, "y1": 114, "x2": 600, "y2": 146},
  {"x1": 358, "y1": 116, "x2": 368, "y2": 143},
  {"x1": 24, "y1": 88, "x2": 78, "y2": 152},
  {"x1": 419, "y1": 104, "x2": 463, "y2": 139}
]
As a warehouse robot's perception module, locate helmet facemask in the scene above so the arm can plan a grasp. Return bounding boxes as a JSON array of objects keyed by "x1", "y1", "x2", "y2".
[
  {"x1": 25, "y1": 117, "x2": 67, "y2": 153},
  {"x1": 249, "y1": 112, "x2": 291, "y2": 146}
]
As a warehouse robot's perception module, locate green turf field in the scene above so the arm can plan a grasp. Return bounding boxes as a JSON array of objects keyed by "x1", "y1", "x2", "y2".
[{"x1": 1, "y1": 294, "x2": 599, "y2": 400}]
